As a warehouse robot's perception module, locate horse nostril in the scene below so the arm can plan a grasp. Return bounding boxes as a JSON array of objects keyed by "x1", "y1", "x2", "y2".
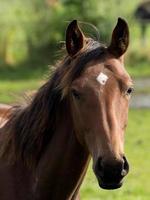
[{"x1": 121, "y1": 156, "x2": 129, "y2": 177}]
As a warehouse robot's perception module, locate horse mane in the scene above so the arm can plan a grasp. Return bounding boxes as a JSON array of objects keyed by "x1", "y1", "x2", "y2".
[{"x1": 0, "y1": 39, "x2": 106, "y2": 167}]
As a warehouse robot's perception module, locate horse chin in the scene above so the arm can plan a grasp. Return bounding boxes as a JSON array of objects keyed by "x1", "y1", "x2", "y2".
[{"x1": 98, "y1": 181, "x2": 123, "y2": 190}]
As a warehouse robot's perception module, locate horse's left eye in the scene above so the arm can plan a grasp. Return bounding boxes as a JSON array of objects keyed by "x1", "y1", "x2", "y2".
[
  {"x1": 126, "y1": 87, "x2": 134, "y2": 96},
  {"x1": 71, "y1": 89, "x2": 81, "y2": 100}
]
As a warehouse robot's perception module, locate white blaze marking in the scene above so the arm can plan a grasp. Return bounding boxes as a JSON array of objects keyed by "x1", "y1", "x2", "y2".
[{"x1": 96, "y1": 72, "x2": 108, "y2": 85}]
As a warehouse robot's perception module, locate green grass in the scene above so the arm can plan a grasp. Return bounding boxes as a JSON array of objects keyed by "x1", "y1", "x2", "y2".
[
  {"x1": 0, "y1": 66, "x2": 49, "y2": 103},
  {"x1": 127, "y1": 63, "x2": 150, "y2": 78},
  {"x1": 80, "y1": 109, "x2": 150, "y2": 199},
  {"x1": 134, "y1": 87, "x2": 150, "y2": 94},
  {"x1": 0, "y1": 80, "x2": 42, "y2": 103}
]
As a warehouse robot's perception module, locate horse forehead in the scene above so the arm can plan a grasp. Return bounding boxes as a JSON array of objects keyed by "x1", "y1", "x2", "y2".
[
  {"x1": 105, "y1": 58, "x2": 131, "y2": 82},
  {"x1": 83, "y1": 63, "x2": 104, "y2": 77},
  {"x1": 74, "y1": 58, "x2": 131, "y2": 86}
]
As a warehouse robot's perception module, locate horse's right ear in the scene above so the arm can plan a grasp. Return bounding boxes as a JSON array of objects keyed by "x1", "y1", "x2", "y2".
[
  {"x1": 108, "y1": 18, "x2": 129, "y2": 58},
  {"x1": 66, "y1": 20, "x2": 84, "y2": 57}
]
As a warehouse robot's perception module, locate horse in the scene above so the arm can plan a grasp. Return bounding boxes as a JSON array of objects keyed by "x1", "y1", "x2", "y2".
[{"x1": 0, "y1": 18, "x2": 133, "y2": 200}]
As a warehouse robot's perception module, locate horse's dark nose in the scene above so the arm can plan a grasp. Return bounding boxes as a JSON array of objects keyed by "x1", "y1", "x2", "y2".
[{"x1": 95, "y1": 156, "x2": 129, "y2": 189}]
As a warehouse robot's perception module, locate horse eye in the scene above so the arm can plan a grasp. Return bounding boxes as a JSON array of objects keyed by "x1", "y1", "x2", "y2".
[
  {"x1": 71, "y1": 89, "x2": 81, "y2": 100},
  {"x1": 126, "y1": 87, "x2": 134, "y2": 95}
]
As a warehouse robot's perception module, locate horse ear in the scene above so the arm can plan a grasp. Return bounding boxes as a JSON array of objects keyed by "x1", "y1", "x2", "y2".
[
  {"x1": 108, "y1": 18, "x2": 129, "y2": 58},
  {"x1": 66, "y1": 20, "x2": 84, "y2": 57}
]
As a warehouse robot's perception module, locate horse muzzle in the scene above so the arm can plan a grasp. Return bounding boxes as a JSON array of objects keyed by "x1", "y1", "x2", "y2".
[{"x1": 94, "y1": 156, "x2": 129, "y2": 190}]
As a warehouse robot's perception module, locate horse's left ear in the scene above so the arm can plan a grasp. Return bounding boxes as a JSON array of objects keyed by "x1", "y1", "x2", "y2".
[
  {"x1": 66, "y1": 20, "x2": 84, "y2": 57},
  {"x1": 108, "y1": 18, "x2": 129, "y2": 58}
]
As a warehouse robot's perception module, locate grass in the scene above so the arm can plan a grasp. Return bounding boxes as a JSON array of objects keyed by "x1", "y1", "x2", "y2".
[
  {"x1": 0, "y1": 80, "x2": 41, "y2": 103},
  {"x1": 80, "y1": 109, "x2": 150, "y2": 199},
  {"x1": 134, "y1": 87, "x2": 150, "y2": 94},
  {"x1": 126, "y1": 46, "x2": 150, "y2": 78},
  {"x1": 127, "y1": 63, "x2": 150, "y2": 79},
  {"x1": 125, "y1": 21, "x2": 150, "y2": 78},
  {"x1": 0, "y1": 66, "x2": 49, "y2": 103}
]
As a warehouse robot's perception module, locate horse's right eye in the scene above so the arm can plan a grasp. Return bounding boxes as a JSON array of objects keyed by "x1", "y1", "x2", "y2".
[
  {"x1": 126, "y1": 87, "x2": 134, "y2": 96},
  {"x1": 71, "y1": 89, "x2": 81, "y2": 100}
]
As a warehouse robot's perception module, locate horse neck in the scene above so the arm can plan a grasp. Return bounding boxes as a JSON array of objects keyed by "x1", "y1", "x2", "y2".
[{"x1": 35, "y1": 103, "x2": 90, "y2": 200}]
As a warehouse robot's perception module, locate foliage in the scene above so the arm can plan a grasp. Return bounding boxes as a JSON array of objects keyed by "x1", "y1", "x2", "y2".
[{"x1": 0, "y1": 0, "x2": 148, "y2": 72}]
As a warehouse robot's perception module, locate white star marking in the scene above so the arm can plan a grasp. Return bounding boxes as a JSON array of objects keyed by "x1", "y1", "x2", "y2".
[{"x1": 96, "y1": 72, "x2": 108, "y2": 85}]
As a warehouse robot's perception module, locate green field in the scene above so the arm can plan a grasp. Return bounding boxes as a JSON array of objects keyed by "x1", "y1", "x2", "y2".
[
  {"x1": 0, "y1": 66, "x2": 47, "y2": 103},
  {"x1": 81, "y1": 109, "x2": 150, "y2": 200}
]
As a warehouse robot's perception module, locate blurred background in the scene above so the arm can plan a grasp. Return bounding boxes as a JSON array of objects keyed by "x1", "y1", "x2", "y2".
[{"x1": 0, "y1": 0, "x2": 150, "y2": 199}]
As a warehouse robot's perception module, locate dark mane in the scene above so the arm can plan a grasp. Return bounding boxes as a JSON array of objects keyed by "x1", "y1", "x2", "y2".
[{"x1": 0, "y1": 39, "x2": 106, "y2": 167}]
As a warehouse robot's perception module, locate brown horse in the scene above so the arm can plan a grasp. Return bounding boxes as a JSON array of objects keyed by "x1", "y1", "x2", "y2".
[{"x1": 0, "y1": 18, "x2": 133, "y2": 200}]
